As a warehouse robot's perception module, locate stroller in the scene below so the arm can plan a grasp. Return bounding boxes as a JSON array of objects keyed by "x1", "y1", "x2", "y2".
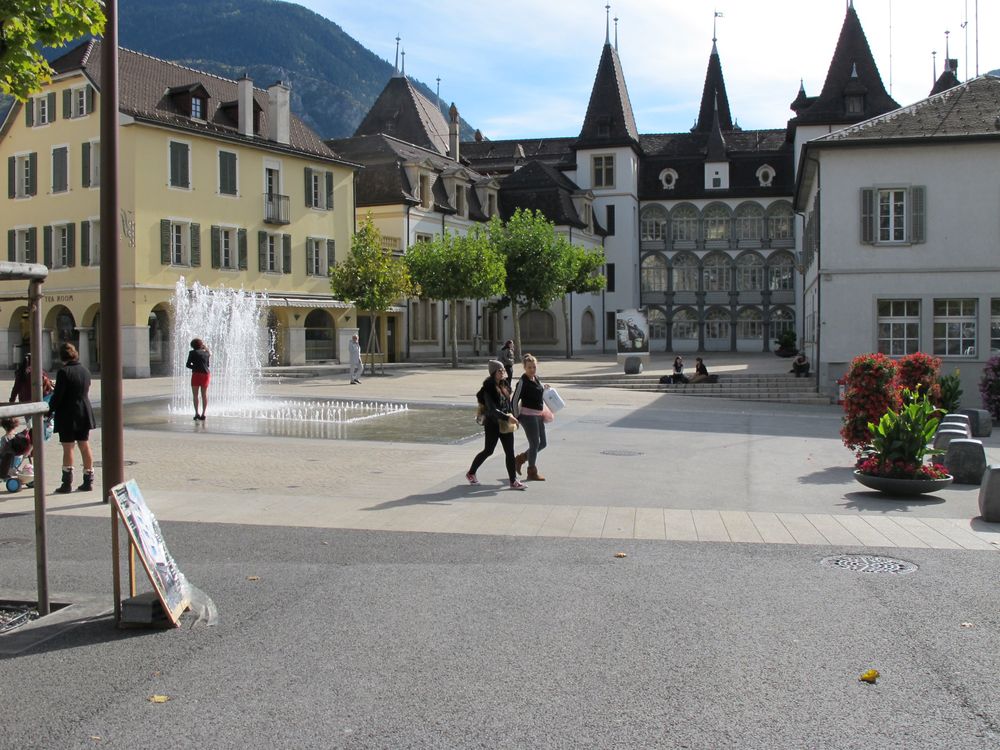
[{"x1": 1, "y1": 433, "x2": 34, "y2": 493}]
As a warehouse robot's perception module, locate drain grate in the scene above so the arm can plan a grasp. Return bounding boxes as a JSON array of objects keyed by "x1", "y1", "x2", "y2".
[
  {"x1": 821, "y1": 554, "x2": 918, "y2": 575},
  {"x1": 601, "y1": 449, "x2": 644, "y2": 457}
]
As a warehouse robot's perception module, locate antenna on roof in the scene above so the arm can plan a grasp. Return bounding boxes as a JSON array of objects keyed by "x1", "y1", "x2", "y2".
[
  {"x1": 401, "y1": 48, "x2": 406, "y2": 77},
  {"x1": 932, "y1": 49, "x2": 937, "y2": 83},
  {"x1": 394, "y1": 35, "x2": 400, "y2": 75},
  {"x1": 605, "y1": 4, "x2": 610, "y2": 45},
  {"x1": 614, "y1": 16, "x2": 619, "y2": 51},
  {"x1": 436, "y1": 77, "x2": 441, "y2": 105}
]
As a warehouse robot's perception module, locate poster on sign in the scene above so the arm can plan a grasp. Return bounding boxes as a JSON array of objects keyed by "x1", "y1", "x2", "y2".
[
  {"x1": 111, "y1": 480, "x2": 189, "y2": 626},
  {"x1": 616, "y1": 309, "x2": 649, "y2": 355}
]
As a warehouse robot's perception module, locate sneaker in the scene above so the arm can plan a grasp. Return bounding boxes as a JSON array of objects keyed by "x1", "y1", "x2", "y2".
[
  {"x1": 510, "y1": 479, "x2": 526, "y2": 490},
  {"x1": 466, "y1": 472, "x2": 479, "y2": 485}
]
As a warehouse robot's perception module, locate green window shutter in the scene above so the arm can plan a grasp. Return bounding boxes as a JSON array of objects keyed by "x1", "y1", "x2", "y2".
[
  {"x1": 219, "y1": 151, "x2": 237, "y2": 195},
  {"x1": 66, "y1": 223, "x2": 75, "y2": 267},
  {"x1": 26, "y1": 228, "x2": 36, "y2": 263},
  {"x1": 190, "y1": 223, "x2": 201, "y2": 266},
  {"x1": 860, "y1": 188, "x2": 874, "y2": 244},
  {"x1": 160, "y1": 219, "x2": 171, "y2": 264},
  {"x1": 211, "y1": 226, "x2": 221, "y2": 268},
  {"x1": 258, "y1": 230, "x2": 267, "y2": 271},
  {"x1": 63, "y1": 89, "x2": 72, "y2": 119},
  {"x1": 304, "y1": 167, "x2": 313, "y2": 207},
  {"x1": 46, "y1": 93, "x2": 56, "y2": 119},
  {"x1": 24, "y1": 100, "x2": 34, "y2": 127},
  {"x1": 81, "y1": 221, "x2": 90, "y2": 266},
  {"x1": 43, "y1": 225, "x2": 52, "y2": 267},
  {"x1": 238, "y1": 228, "x2": 248, "y2": 270},
  {"x1": 909, "y1": 186, "x2": 926, "y2": 244},
  {"x1": 305, "y1": 236, "x2": 314, "y2": 275},
  {"x1": 52, "y1": 147, "x2": 68, "y2": 193},
  {"x1": 27, "y1": 153, "x2": 37, "y2": 196},
  {"x1": 7, "y1": 156, "x2": 14, "y2": 199},
  {"x1": 325, "y1": 171, "x2": 334, "y2": 210},
  {"x1": 85, "y1": 85, "x2": 94, "y2": 114},
  {"x1": 326, "y1": 240, "x2": 335, "y2": 274},
  {"x1": 282, "y1": 233, "x2": 291, "y2": 274},
  {"x1": 170, "y1": 142, "x2": 189, "y2": 188},
  {"x1": 7, "y1": 230, "x2": 14, "y2": 262},
  {"x1": 81, "y1": 142, "x2": 91, "y2": 188}
]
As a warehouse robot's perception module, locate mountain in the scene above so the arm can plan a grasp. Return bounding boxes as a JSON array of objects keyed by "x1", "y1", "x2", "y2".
[{"x1": 2, "y1": 0, "x2": 475, "y2": 141}]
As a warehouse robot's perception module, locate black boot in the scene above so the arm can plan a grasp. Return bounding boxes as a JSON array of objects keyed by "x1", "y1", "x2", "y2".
[
  {"x1": 55, "y1": 467, "x2": 74, "y2": 494},
  {"x1": 77, "y1": 470, "x2": 94, "y2": 492}
]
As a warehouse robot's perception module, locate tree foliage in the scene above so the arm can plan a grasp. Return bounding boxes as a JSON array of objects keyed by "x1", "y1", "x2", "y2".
[
  {"x1": 406, "y1": 227, "x2": 506, "y2": 368},
  {"x1": 329, "y1": 215, "x2": 411, "y2": 373},
  {"x1": 557, "y1": 240, "x2": 605, "y2": 358},
  {"x1": 0, "y1": 1, "x2": 105, "y2": 100}
]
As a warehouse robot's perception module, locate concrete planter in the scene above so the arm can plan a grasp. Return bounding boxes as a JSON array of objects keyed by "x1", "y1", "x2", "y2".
[{"x1": 853, "y1": 470, "x2": 953, "y2": 496}]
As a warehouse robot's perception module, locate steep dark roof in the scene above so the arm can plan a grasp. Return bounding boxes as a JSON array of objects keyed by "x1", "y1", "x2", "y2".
[
  {"x1": 45, "y1": 39, "x2": 344, "y2": 162},
  {"x1": 790, "y1": 4, "x2": 898, "y2": 126},
  {"x1": 353, "y1": 75, "x2": 450, "y2": 155},
  {"x1": 498, "y1": 160, "x2": 589, "y2": 228},
  {"x1": 930, "y1": 60, "x2": 961, "y2": 96},
  {"x1": 705, "y1": 100, "x2": 727, "y2": 161},
  {"x1": 694, "y1": 42, "x2": 735, "y2": 132},
  {"x1": 575, "y1": 43, "x2": 640, "y2": 150},
  {"x1": 460, "y1": 137, "x2": 576, "y2": 176}
]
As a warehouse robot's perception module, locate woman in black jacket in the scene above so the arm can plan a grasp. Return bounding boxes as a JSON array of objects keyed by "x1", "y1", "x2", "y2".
[
  {"x1": 48, "y1": 343, "x2": 97, "y2": 494},
  {"x1": 511, "y1": 353, "x2": 549, "y2": 481},
  {"x1": 467, "y1": 360, "x2": 525, "y2": 490}
]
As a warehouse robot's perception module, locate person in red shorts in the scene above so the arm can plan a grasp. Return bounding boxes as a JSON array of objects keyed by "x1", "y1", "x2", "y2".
[{"x1": 185, "y1": 338, "x2": 211, "y2": 421}]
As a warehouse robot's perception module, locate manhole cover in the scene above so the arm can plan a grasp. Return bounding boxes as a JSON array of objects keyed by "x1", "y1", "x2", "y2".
[
  {"x1": 601, "y1": 449, "x2": 644, "y2": 457},
  {"x1": 820, "y1": 554, "x2": 918, "y2": 575}
]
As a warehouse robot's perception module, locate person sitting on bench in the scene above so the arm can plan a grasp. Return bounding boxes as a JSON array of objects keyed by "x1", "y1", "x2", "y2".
[
  {"x1": 671, "y1": 356, "x2": 688, "y2": 384},
  {"x1": 689, "y1": 357, "x2": 710, "y2": 384},
  {"x1": 791, "y1": 351, "x2": 810, "y2": 377}
]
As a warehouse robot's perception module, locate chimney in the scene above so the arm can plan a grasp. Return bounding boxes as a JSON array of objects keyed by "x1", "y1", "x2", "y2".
[
  {"x1": 238, "y1": 74, "x2": 254, "y2": 137},
  {"x1": 448, "y1": 102, "x2": 460, "y2": 162},
  {"x1": 267, "y1": 81, "x2": 291, "y2": 145}
]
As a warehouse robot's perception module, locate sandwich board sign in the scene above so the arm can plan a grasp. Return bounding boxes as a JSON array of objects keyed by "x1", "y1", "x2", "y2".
[{"x1": 110, "y1": 480, "x2": 189, "y2": 626}]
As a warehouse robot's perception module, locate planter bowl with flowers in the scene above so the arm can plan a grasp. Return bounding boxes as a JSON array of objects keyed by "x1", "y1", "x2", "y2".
[{"x1": 853, "y1": 388, "x2": 953, "y2": 496}]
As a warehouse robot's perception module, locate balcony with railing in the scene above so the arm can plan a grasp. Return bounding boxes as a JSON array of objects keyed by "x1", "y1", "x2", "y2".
[{"x1": 263, "y1": 193, "x2": 290, "y2": 225}]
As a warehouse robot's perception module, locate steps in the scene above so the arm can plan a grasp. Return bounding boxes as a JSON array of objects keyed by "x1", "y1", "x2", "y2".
[{"x1": 549, "y1": 372, "x2": 831, "y2": 405}]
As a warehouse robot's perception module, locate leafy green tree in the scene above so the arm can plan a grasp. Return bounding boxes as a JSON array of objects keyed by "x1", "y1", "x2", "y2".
[
  {"x1": 488, "y1": 209, "x2": 570, "y2": 357},
  {"x1": 557, "y1": 239, "x2": 605, "y2": 358},
  {"x1": 329, "y1": 215, "x2": 412, "y2": 374},
  {"x1": 1, "y1": 1, "x2": 105, "y2": 100},
  {"x1": 406, "y1": 227, "x2": 506, "y2": 368}
]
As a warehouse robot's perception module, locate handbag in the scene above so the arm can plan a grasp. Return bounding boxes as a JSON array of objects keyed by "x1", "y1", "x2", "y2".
[
  {"x1": 542, "y1": 387, "x2": 565, "y2": 412},
  {"x1": 541, "y1": 404, "x2": 555, "y2": 423},
  {"x1": 498, "y1": 417, "x2": 519, "y2": 434}
]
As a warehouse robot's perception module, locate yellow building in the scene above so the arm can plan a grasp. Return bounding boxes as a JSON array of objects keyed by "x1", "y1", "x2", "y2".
[{"x1": 0, "y1": 40, "x2": 358, "y2": 376}]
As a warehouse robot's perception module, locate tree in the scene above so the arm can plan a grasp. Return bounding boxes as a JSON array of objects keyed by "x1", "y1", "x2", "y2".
[
  {"x1": 1, "y1": 1, "x2": 106, "y2": 100},
  {"x1": 557, "y1": 239, "x2": 605, "y2": 358},
  {"x1": 329, "y1": 215, "x2": 412, "y2": 375},
  {"x1": 405, "y1": 227, "x2": 506, "y2": 368},
  {"x1": 488, "y1": 209, "x2": 570, "y2": 357}
]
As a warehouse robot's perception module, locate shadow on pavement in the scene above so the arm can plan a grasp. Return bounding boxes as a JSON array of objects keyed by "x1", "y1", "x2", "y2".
[
  {"x1": 363, "y1": 481, "x2": 511, "y2": 511},
  {"x1": 838, "y1": 491, "x2": 947, "y2": 512},
  {"x1": 798, "y1": 466, "x2": 856, "y2": 485}
]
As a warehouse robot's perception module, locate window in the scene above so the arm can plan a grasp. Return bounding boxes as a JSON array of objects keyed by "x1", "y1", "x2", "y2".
[
  {"x1": 659, "y1": 168, "x2": 678, "y2": 190},
  {"x1": 878, "y1": 189, "x2": 906, "y2": 242},
  {"x1": 767, "y1": 253, "x2": 795, "y2": 291},
  {"x1": 702, "y1": 204, "x2": 731, "y2": 241},
  {"x1": 82, "y1": 141, "x2": 100, "y2": 188},
  {"x1": 305, "y1": 167, "x2": 334, "y2": 210},
  {"x1": 72, "y1": 86, "x2": 91, "y2": 118},
  {"x1": 419, "y1": 174, "x2": 432, "y2": 209},
  {"x1": 221, "y1": 227, "x2": 237, "y2": 270},
  {"x1": 51, "y1": 146, "x2": 68, "y2": 193},
  {"x1": 736, "y1": 254, "x2": 764, "y2": 291},
  {"x1": 255, "y1": 232, "x2": 289, "y2": 273},
  {"x1": 670, "y1": 204, "x2": 699, "y2": 243},
  {"x1": 672, "y1": 254, "x2": 699, "y2": 292},
  {"x1": 219, "y1": 151, "x2": 238, "y2": 196},
  {"x1": 861, "y1": 187, "x2": 925, "y2": 245},
  {"x1": 606, "y1": 311, "x2": 616, "y2": 341},
  {"x1": 51, "y1": 224, "x2": 72, "y2": 268},
  {"x1": 486, "y1": 193, "x2": 497, "y2": 218},
  {"x1": 172, "y1": 223, "x2": 189, "y2": 265},
  {"x1": 169, "y1": 141, "x2": 190, "y2": 189},
  {"x1": 734, "y1": 203, "x2": 764, "y2": 242},
  {"x1": 81, "y1": 219, "x2": 100, "y2": 267},
  {"x1": 307, "y1": 237, "x2": 333, "y2": 276},
  {"x1": 453, "y1": 301, "x2": 473, "y2": 341},
  {"x1": 992, "y1": 300, "x2": 1000, "y2": 354},
  {"x1": 647, "y1": 308, "x2": 667, "y2": 339},
  {"x1": 581, "y1": 309, "x2": 597, "y2": 344},
  {"x1": 933, "y1": 299, "x2": 977, "y2": 357},
  {"x1": 8, "y1": 228, "x2": 37, "y2": 263},
  {"x1": 877, "y1": 299, "x2": 919, "y2": 355},
  {"x1": 455, "y1": 185, "x2": 466, "y2": 217},
  {"x1": 190, "y1": 96, "x2": 205, "y2": 120},
  {"x1": 414, "y1": 233, "x2": 433, "y2": 245},
  {"x1": 411, "y1": 299, "x2": 438, "y2": 341},
  {"x1": 737, "y1": 308, "x2": 763, "y2": 339},
  {"x1": 766, "y1": 203, "x2": 794, "y2": 242},
  {"x1": 756, "y1": 165, "x2": 774, "y2": 187},
  {"x1": 640, "y1": 255, "x2": 667, "y2": 293},
  {"x1": 36, "y1": 95, "x2": 52, "y2": 125},
  {"x1": 520, "y1": 310, "x2": 555, "y2": 342},
  {"x1": 702, "y1": 254, "x2": 730, "y2": 292},
  {"x1": 672, "y1": 308, "x2": 698, "y2": 340},
  {"x1": 266, "y1": 234, "x2": 278, "y2": 272},
  {"x1": 769, "y1": 307, "x2": 795, "y2": 340},
  {"x1": 606, "y1": 205, "x2": 615, "y2": 235},
  {"x1": 160, "y1": 220, "x2": 201, "y2": 267},
  {"x1": 592, "y1": 155, "x2": 614, "y2": 188},
  {"x1": 9, "y1": 153, "x2": 37, "y2": 198},
  {"x1": 705, "y1": 308, "x2": 730, "y2": 341},
  {"x1": 605, "y1": 263, "x2": 615, "y2": 292},
  {"x1": 640, "y1": 205, "x2": 667, "y2": 242},
  {"x1": 845, "y1": 95, "x2": 864, "y2": 115}
]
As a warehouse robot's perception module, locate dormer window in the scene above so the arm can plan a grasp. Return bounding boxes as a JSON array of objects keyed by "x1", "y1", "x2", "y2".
[
  {"x1": 419, "y1": 174, "x2": 432, "y2": 209},
  {"x1": 845, "y1": 95, "x2": 864, "y2": 115},
  {"x1": 486, "y1": 192, "x2": 497, "y2": 218},
  {"x1": 596, "y1": 115, "x2": 612, "y2": 138},
  {"x1": 167, "y1": 83, "x2": 211, "y2": 122},
  {"x1": 455, "y1": 185, "x2": 466, "y2": 217},
  {"x1": 756, "y1": 165, "x2": 774, "y2": 187},
  {"x1": 659, "y1": 168, "x2": 678, "y2": 191},
  {"x1": 190, "y1": 96, "x2": 205, "y2": 120}
]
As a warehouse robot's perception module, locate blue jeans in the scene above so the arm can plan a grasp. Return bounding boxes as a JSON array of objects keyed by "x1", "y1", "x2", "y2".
[{"x1": 519, "y1": 414, "x2": 547, "y2": 467}]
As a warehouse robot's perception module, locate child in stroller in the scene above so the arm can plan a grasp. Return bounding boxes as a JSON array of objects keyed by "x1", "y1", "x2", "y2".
[{"x1": 0, "y1": 418, "x2": 34, "y2": 492}]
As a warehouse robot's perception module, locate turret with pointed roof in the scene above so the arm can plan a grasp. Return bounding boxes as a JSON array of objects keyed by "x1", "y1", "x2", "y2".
[
  {"x1": 575, "y1": 39, "x2": 639, "y2": 151},
  {"x1": 353, "y1": 75, "x2": 451, "y2": 156},
  {"x1": 930, "y1": 58, "x2": 961, "y2": 96},
  {"x1": 694, "y1": 41, "x2": 735, "y2": 132}
]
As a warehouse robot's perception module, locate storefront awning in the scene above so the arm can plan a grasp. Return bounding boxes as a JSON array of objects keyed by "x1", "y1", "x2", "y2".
[{"x1": 264, "y1": 296, "x2": 405, "y2": 313}]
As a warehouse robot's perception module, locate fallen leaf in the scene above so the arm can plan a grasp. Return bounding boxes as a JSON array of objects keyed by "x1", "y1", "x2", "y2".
[
  {"x1": 148, "y1": 694, "x2": 171, "y2": 703},
  {"x1": 858, "y1": 669, "x2": 879, "y2": 684},
  {"x1": 246, "y1": 576, "x2": 260, "y2": 581},
  {"x1": 614, "y1": 552, "x2": 627, "y2": 558},
  {"x1": 89, "y1": 737, "x2": 102, "y2": 742},
  {"x1": 960, "y1": 622, "x2": 974, "y2": 628}
]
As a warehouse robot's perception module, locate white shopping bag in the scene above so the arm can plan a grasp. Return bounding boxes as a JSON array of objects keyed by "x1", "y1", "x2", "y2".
[{"x1": 543, "y1": 387, "x2": 565, "y2": 412}]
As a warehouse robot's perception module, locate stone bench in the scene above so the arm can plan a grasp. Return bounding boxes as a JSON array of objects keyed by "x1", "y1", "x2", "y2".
[
  {"x1": 933, "y1": 428, "x2": 969, "y2": 450},
  {"x1": 960, "y1": 408, "x2": 993, "y2": 438},
  {"x1": 978, "y1": 465, "x2": 1000, "y2": 522},
  {"x1": 943, "y1": 439, "x2": 987, "y2": 485},
  {"x1": 938, "y1": 421, "x2": 971, "y2": 438}
]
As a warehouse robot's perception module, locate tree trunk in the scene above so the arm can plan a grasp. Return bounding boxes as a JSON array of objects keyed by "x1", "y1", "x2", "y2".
[
  {"x1": 450, "y1": 299, "x2": 459, "y2": 368},
  {"x1": 561, "y1": 293, "x2": 572, "y2": 359},
  {"x1": 511, "y1": 299, "x2": 521, "y2": 362},
  {"x1": 364, "y1": 312, "x2": 378, "y2": 376}
]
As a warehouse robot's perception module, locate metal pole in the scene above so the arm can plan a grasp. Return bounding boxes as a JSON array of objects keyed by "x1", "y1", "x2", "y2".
[
  {"x1": 29, "y1": 279, "x2": 49, "y2": 616},
  {"x1": 100, "y1": 0, "x2": 126, "y2": 623}
]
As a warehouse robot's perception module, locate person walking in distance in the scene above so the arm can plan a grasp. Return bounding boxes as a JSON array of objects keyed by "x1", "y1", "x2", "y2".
[
  {"x1": 498, "y1": 339, "x2": 515, "y2": 386},
  {"x1": 349, "y1": 334, "x2": 363, "y2": 384},
  {"x1": 511, "y1": 353, "x2": 549, "y2": 481},
  {"x1": 467, "y1": 360, "x2": 525, "y2": 490},
  {"x1": 185, "y1": 338, "x2": 211, "y2": 420},
  {"x1": 47, "y1": 343, "x2": 97, "y2": 494}
]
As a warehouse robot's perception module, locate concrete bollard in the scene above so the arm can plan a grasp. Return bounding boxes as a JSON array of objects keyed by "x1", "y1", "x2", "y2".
[
  {"x1": 933, "y1": 429, "x2": 968, "y2": 450},
  {"x1": 939, "y1": 421, "x2": 971, "y2": 438},
  {"x1": 960, "y1": 408, "x2": 993, "y2": 438},
  {"x1": 623, "y1": 357, "x2": 643, "y2": 375},
  {"x1": 943, "y1": 439, "x2": 987, "y2": 485},
  {"x1": 977, "y1": 465, "x2": 1000, "y2": 522},
  {"x1": 943, "y1": 413, "x2": 971, "y2": 427}
]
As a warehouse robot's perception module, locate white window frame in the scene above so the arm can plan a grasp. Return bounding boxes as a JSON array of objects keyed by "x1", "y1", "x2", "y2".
[
  {"x1": 414, "y1": 232, "x2": 434, "y2": 245},
  {"x1": 876, "y1": 299, "x2": 920, "y2": 356},
  {"x1": 13, "y1": 152, "x2": 32, "y2": 199},
  {"x1": 12, "y1": 227, "x2": 32, "y2": 263},
  {"x1": 306, "y1": 237, "x2": 328, "y2": 276},
  {"x1": 170, "y1": 221, "x2": 191, "y2": 266},
  {"x1": 933, "y1": 299, "x2": 977, "y2": 357},
  {"x1": 265, "y1": 233, "x2": 280, "y2": 273},
  {"x1": 219, "y1": 225, "x2": 238, "y2": 270},
  {"x1": 51, "y1": 223, "x2": 70, "y2": 269},
  {"x1": 87, "y1": 140, "x2": 101, "y2": 188},
  {"x1": 168, "y1": 139, "x2": 192, "y2": 190},
  {"x1": 592, "y1": 154, "x2": 615, "y2": 189},
  {"x1": 72, "y1": 86, "x2": 89, "y2": 118},
  {"x1": 455, "y1": 185, "x2": 466, "y2": 217},
  {"x1": 640, "y1": 255, "x2": 667, "y2": 293},
  {"x1": 736, "y1": 256, "x2": 764, "y2": 291},
  {"x1": 877, "y1": 188, "x2": 907, "y2": 243},
  {"x1": 767, "y1": 255, "x2": 795, "y2": 291},
  {"x1": 217, "y1": 149, "x2": 239, "y2": 197},
  {"x1": 672, "y1": 309, "x2": 698, "y2": 340},
  {"x1": 190, "y1": 96, "x2": 205, "y2": 121},
  {"x1": 737, "y1": 308, "x2": 763, "y2": 339},
  {"x1": 36, "y1": 96, "x2": 51, "y2": 125}
]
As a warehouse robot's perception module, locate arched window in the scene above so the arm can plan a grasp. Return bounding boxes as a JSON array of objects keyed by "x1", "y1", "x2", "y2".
[
  {"x1": 640, "y1": 205, "x2": 668, "y2": 242},
  {"x1": 304, "y1": 309, "x2": 335, "y2": 360},
  {"x1": 672, "y1": 253, "x2": 699, "y2": 291},
  {"x1": 702, "y1": 253, "x2": 731, "y2": 292},
  {"x1": 705, "y1": 307, "x2": 731, "y2": 341},
  {"x1": 581, "y1": 309, "x2": 597, "y2": 344},
  {"x1": 672, "y1": 308, "x2": 698, "y2": 340},
  {"x1": 734, "y1": 202, "x2": 765, "y2": 242},
  {"x1": 702, "y1": 203, "x2": 731, "y2": 241},
  {"x1": 640, "y1": 254, "x2": 667, "y2": 292},
  {"x1": 670, "y1": 203, "x2": 699, "y2": 243},
  {"x1": 647, "y1": 308, "x2": 666, "y2": 339},
  {"x1": 766, "y1": 201, "x2": 794, "y2": 242},
  {"x1": 520, "y1": 309, "x2": 555, "y2": 342},
  {"x1": 737, "y1": 307, "x2": 763, "y2": 339},
  {"x1": 769, "y1": 307, "x2": 795, "y2": 340},
  {"x1": 736, "y1": 253, "x2": 764, "y2": 291},
  {"x1": 767, "y1": 252, "x2": 795, "y2": 290}
]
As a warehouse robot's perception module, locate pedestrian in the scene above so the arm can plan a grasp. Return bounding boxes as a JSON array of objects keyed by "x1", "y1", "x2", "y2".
[
  {"x1": 466, "y1": 360, "x2": 525, "y2": 490},
  {"x1": 349, "y1": 334, "x2": 363, "y2": 384},
  {"x1": 47, "y1": 342, "x2": 96, "y2": 494},
  {"x1": 671, "y1": 356, "x2": 689, "y2": 384},
  {"x1": 511, "y1": 353, "x2": 550, "y2": 481},
  {"x1": 185, "y1": 338, "x2": 211, "y2": 420},
  {"x1": 689, "y1": 356, "x2": 710, "y2": 384},
  {"x1": 791, "y1": 351, "x2": 811, "y2": 378},
  {"x1": 498, "y1": 339, "x2": 515, "y2": 386},
  {"x1": 9, "y1": 353, "x2": 54, "y2": 404}
]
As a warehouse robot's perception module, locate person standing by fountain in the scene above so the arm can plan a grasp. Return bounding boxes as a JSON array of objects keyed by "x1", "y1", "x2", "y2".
[
  {"x1": 466, "y1": 360, "x2": 525, "y2": 490},
  {"x1": 348, "y1": 334, "x2": 363, "y2": 385},
  {"x1": 47, "y1": 343, "x2": 96, "y2": 494},
  {"x1": 185, "y1": 338, "x2": 211, "y2": 420}
]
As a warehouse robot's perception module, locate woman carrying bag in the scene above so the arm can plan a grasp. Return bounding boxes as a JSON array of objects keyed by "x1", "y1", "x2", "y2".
[
  {"x1": 511, "y1": 353, "x2": 552, "y2": 481},
  {"x1": 467, "y1": 360, "x2": 526, "y2": 490}
]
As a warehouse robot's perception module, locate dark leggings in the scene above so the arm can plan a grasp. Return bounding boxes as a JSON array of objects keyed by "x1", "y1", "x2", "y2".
[
  {"x1": 469, "y1": 420, "x2": 516, "y2": 482},
  {"x1": 519, "y1": 414, "x2": 546, "y2": 467}
]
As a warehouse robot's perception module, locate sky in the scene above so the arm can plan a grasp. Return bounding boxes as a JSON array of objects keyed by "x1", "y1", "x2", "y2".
[{"x1": 299, "y1": 0, "x2": 998, "y2": 140}]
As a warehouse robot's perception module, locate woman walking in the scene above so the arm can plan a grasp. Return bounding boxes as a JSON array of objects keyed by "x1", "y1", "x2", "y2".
[
  {"x1": 467, "y1": 360, "x2": 525, "y2": 490},
  {"x1": 47, "y1": 342, "x2": 96, "y2": 494},
  {"x1": 185, "y1": 338, "x2": 211, "y2": 420},
  {"x1": 512, "y1": 353, "x2": 549, "y2": 481}
]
